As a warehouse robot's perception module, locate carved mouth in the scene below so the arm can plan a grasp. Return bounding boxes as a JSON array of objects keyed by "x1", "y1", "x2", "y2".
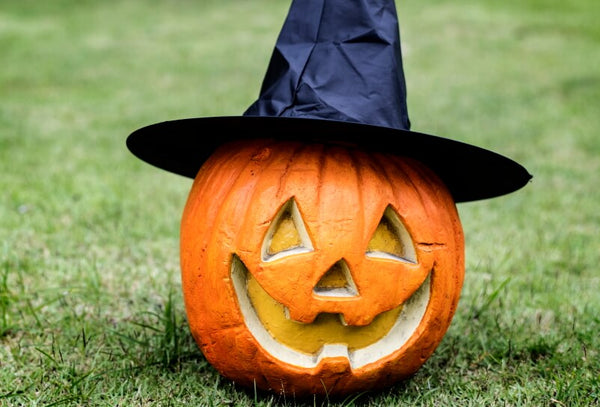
[{"x1": 231, "y1": 256, "x2": 430, "y2": 369}]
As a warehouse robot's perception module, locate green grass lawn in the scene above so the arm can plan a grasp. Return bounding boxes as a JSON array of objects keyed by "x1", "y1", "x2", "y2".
[{"x1": 1, "y1": 0, "x2": 599, "y2": 405}]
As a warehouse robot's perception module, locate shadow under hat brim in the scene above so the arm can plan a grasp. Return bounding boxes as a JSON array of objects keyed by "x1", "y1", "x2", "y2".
[{"x1": 126, "y1": 116, "x2": 532, "y2": 203}]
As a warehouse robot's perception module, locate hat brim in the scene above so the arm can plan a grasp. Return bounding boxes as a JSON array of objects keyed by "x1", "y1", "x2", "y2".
[{"x1": 126, "y1": 116, "x2": 531, "y2": 203}]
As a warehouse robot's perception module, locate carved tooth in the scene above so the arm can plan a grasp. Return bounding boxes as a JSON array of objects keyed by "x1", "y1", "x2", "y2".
[{"x1": 316, "y1": 344, "x2": 349, "y2": 364}]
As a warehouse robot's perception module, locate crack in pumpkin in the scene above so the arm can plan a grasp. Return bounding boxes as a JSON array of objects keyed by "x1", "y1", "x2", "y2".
[{"x1": 416, "y1": 242, "x2": 447, "y2": 251}]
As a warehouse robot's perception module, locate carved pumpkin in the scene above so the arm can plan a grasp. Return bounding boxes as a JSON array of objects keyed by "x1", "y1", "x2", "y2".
[{"x1": 180, "y1": 139, "x2": 465, "y2": 396}]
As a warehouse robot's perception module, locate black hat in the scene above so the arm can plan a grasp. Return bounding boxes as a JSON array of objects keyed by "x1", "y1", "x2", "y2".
[{"x1": 127, "y1": 0, "x2": 531, "y2": 202}]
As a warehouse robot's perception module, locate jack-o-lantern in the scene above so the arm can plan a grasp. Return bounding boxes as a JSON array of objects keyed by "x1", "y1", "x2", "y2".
[
  {"x1": 126, "y1": 0, "x2": 531, "y2": 398},
  {"x1": 180, "y1": 139, "x2": 464, "y2": 396}
]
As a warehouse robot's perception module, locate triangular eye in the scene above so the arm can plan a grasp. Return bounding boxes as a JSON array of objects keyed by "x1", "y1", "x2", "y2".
[
  {"x1": 262, "y1": 199, "x2": 313, "y2": 261},
  {"x1": 367, "y1": 206, "x2": 416, "y2": 263}
]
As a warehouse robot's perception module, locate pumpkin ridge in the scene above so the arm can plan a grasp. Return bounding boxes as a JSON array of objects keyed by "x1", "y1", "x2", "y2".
[
  {"x1": 363, "y1": 155, "x2": 411, "y2": 243},
  {"x1": 181, "y1": 139, "x2": 277, "y2": 284},
  {"x1": 316, "y1": 145, "x2": 364, "y2": 263},
  {"x1": 265, "y1": 142, "x2": 327, "y2": 259},
  {"x1": 351, "y1": 149, "x2": 399, "y2": 256},
  {"x1": 347, "y1": 148, "x2": 367, "y2": 269},
  {"x1": 409, "y1": 159, "x2": 464, "y2": 249},
  {"x1": 364, "y1": 150, "x2": 396, "y2": 190},
  {"x1": 271, "y1": 141, "x2": 310, "y2": 202},
  {"x1": 310, "y1": 143, "x2": 327, "y2": 248},
  {"x1": 204, "y1": 141, "x2": 290, "y2": 278},
  {"x1": 181, "y1": 140, "x2": 268, "y2": 229},
  {"x1": 235, "y1": 142, "x2": 307, "y2": 266},
  {"x1": 393, "y1": 155, "x2": 460, "y2": 246},
  {"x1": 390, "y1": 156, "x2": 441, "y2": 246},
  {"x1": 403, "y1": 155, "x2": 456, "y2": 214},
  {"x1": 390, "y1": 155, "x2": 429, "y2": 212}
]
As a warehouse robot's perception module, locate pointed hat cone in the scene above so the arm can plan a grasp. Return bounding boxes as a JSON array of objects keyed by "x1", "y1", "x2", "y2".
[
  {"x1": 127, "y1": 0, "x2": 531, "y2": 202},
  {"x1": 243, "y1": 0, "x2": 410, "y2": 130}
]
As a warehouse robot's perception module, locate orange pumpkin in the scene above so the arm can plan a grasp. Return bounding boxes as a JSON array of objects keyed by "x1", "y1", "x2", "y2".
[{"x1": 180, "y1": 139, "x2": 465, "y2": 396}]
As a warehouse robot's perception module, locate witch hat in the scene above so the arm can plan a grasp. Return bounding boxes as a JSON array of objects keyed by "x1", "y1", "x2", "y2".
[{"x1": 127, "y1": 0, "x2": 531, "y2": 202}]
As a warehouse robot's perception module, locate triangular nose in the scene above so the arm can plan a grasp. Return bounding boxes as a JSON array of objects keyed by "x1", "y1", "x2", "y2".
[{"x1": 313, "y1": 260, "x2": 358, "y2": 298}]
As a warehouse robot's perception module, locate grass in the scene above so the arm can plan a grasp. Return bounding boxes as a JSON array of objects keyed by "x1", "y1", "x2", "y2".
[{"x1": 1, "y1": 0, "x2": 599, "y2": 405}]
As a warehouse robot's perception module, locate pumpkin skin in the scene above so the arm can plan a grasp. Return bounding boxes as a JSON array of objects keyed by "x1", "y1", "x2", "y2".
[{"x1": 180, "y1": 139, "x2": 464, "y2": 396}]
